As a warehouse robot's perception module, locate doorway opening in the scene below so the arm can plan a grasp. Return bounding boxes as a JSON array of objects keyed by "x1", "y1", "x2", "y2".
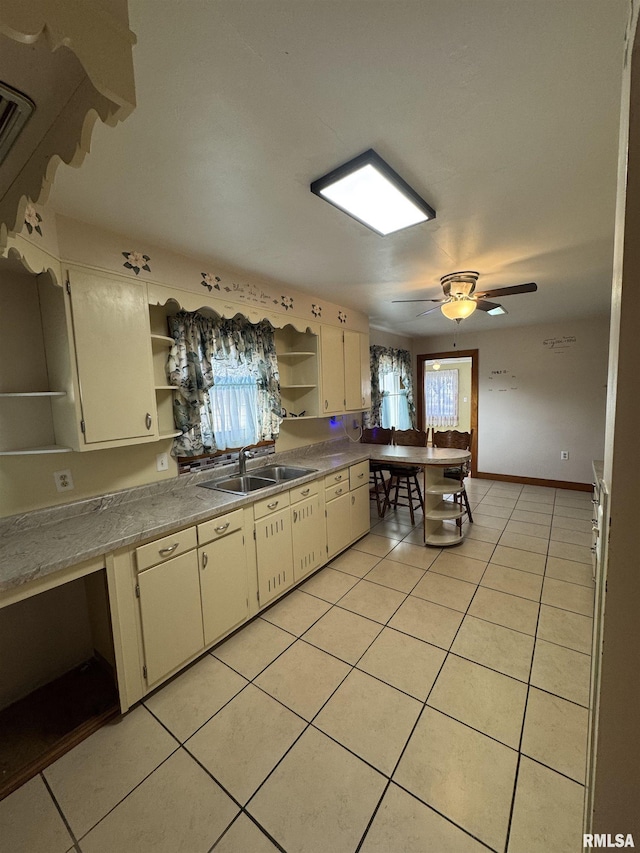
[{"x1": 416, "y1": 349, "x2": 479, "y2": 477}]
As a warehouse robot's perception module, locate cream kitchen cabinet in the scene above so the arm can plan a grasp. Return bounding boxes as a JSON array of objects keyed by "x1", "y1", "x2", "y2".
[
  {"x1": 198, "y1": 509, "x2": 249, "y2": 646},
  {"x1": 325, "y1": 461, "x2": 370, "y2": 558},
  {"x1": 135, "y1": 528, "x2": 204, "y2": 687},
  {"x1": 254, "y1": 492, "x2": 295, "y2": 606},
  {"x1": 320, "y1": 326, "x2": 369, "y2": 415},
  {"x1": 291, "y1": 482, "x2": 325, "y2": 582},
  {"x1": 41, "y1": 265, "x2": 159, "y2": 450},
  {"x1": 350, "y1": 460, "x2": 371, "y2": 541}
]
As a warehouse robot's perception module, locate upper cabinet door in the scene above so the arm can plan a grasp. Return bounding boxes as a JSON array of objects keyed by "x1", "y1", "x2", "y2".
[
  {"x1": 343, "y1": 331, "x2": 362, "y2": 411},
  {"x1": 320, "y1": 325, "x2": 345, "y2": 415},
  {"x1": 360, "y1": 333, "x2": 371, "y2": 410},
  {"x1": 67, "y1": 267, "x2": 157, "y2": 445}
]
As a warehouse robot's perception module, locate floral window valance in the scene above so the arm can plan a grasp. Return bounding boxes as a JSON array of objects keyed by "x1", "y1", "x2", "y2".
[
  {"x1": 365, "y1": 345, "x2": 416, "y2": 429},
  {"x1": 167, "y1": 311, "x2": 281, "y2": 457}
]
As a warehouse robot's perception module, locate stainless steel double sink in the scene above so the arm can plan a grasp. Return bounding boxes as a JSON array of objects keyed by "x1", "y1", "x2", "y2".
[{"x1": 198, "y1": 465, "x2": 318, "y2": 495}]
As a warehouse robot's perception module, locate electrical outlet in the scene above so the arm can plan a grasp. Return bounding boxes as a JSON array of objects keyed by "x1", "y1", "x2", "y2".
[
  {"x1": 54, "y1": 469, "x2": 74, "y2": 492},
  {"x1": 156, "y1": 452, "x2": 169, "y2": 472},
  {"x1": 560, "y1": 451, "x2": 569, "y2": 460}
]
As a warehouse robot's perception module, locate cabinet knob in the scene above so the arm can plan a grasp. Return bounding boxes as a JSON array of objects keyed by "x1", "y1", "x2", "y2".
[
  {"x1": 159, "y1": 542, "x2": 179, "y2": 556},
  {"x1": 202, "y1": 552, "x2": 208, "y2": 569},
  {"x1": 145, "y1": 412, "x2": 153, "y2": 430}
]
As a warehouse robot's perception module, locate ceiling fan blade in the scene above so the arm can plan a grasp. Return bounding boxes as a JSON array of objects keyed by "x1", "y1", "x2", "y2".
[
  {"x1": 475, "y1": 282, "x2": 537, "y2": 299},
  {"x1": 416, "y1": 305, "x2": 443, "y2": 317},
  {"x1": 392, "y1": 298, "x2": 444, "y2": 304},
  {"x1": 476, "y1": 299, "x2": 506, "y2": 313}
]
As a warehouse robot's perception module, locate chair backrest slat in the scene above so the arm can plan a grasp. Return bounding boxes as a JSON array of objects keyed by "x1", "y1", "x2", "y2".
[
  {"x1": 361, "y1": 427, "x2": 394, "y2": 445},
  {"x1": 393, "y1": 428, "x2": 429, "y2": 447},
  {"x1": 431, "y1": 429, "x2": 473, "y2": 452}
]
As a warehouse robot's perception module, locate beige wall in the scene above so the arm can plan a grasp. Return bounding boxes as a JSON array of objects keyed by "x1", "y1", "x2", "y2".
[{"x1": 413, "y1": 316, "x2": 609, "y2": 484}]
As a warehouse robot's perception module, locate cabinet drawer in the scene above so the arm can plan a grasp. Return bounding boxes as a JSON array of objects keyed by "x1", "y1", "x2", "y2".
[
  {"x1": 290, "y1": 479, "x2": 319, "y2": 504},
  {"x1": 253, "y1": 491, "x2": 290, "y2": 520},
  {"x1": 324, "y1": 468, "x2": 348, "y2": 488},
  {"x1": 198, "y1": 508, "x2": 244, "y2": 546},
  {"x1": 349, "y1": 461, "x2": 369, "y2": 490},
  {"x1": 136, "y1": 527, "x2": 197, "y2": 572},
  {"x1": 325, "y1": 482, "x2": 349, "y2": 502}
]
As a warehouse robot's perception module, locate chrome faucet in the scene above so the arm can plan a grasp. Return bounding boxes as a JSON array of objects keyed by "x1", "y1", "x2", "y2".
[{"x1": 238, "y1": 445, "x2": 252, "y2": 476}]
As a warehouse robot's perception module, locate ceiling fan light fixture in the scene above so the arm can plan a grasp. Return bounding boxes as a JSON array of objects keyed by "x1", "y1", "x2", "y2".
[
  {"x1": 310, "y1": 149, "x2": 436, "y2": 236},
  {"x1": 441, "y1": 297, "x2": 477, "y2": 320}
]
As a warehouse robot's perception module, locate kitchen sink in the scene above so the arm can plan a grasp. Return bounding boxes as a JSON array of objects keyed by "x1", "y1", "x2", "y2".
[
  {"x1": 199, "y1": 475, "x2": 277, "y2": 495},
  {"x1": 198, "y1": 466, "x2": 317, "y2": 495},
  {"x1": 250, "y1": 465, "x2": 318, "y2": 482}
]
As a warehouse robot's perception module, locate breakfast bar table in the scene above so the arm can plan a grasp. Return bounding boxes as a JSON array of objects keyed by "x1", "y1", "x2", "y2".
[{"x1": 364, "y1": 444, "x2": 472, "y2": 547}]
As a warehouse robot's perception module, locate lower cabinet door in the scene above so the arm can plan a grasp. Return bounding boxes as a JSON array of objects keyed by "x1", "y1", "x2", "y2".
[
  {"x1": 326, "y1": 492, "x2": 352, "y2": 559},
  {"x1": 350, "y1": 483, "x2": 370, "y2": 541},
  {"x1": 199, "y1": 529, "x2": 249, "y2": 646},
  {"x1": 255, "y1": 507, "x2": 294, "y2": 606},
  {"x1": 292, "y1": 495, "x2": 325, "y2": 582},
  {"x1": 137, "y1": 550, "x2": 204, "y2": 686}
]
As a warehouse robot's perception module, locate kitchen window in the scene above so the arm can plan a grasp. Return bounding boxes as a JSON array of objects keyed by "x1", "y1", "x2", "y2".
[
  {"x1": 365, "y1": 344, "x2": 416, "y2": 430},
  {"x1": 168, "y1": 311, "x2": 281, "y2": 457}
]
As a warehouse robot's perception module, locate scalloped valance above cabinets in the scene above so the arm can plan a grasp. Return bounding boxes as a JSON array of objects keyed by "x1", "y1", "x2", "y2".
[
  {"x1": 0, "y1": 0, "x2": 136, "y2": 250},
  {"x1": 147, "y1": 282, "x2": 321, "y2": 335}
]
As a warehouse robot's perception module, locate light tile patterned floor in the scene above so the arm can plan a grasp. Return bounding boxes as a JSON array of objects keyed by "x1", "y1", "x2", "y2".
[{"x1": 0, "y1": 479, "x2": 596, "y2": 853}]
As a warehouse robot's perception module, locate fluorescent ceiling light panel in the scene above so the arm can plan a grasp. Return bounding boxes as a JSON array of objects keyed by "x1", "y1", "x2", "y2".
[{"x1": 311, "y1": 149, "x2": 435, "y2": 236}]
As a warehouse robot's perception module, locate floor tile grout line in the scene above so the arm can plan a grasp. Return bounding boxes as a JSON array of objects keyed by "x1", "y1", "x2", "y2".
[
  {"x1": 40, "y1": 771, "x2": 81, "y2": 852},
  {"x1": 69, "y1": 745, "x2": 181, "y2": 844},
  {"x1": 389, "y1": 777, "x2": 502, "y2": 853},
  {"x1": 205, "y1": 810, "x2": 287, "y2": 853}
]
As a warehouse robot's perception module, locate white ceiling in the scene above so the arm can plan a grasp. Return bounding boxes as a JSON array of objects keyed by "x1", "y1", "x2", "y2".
[{"x1": 49, "y1": 0, "x2": 628, "y2": 336}]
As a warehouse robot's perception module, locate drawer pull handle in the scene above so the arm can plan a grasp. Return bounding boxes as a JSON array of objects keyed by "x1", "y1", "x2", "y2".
[
  {"x1": 145, "y1": 412, "x2": 153, "y2": 430},
  {"x1": 267, "y1": 501, "x2": 279, "y2": 509},
  {"x1": 336, "y1": 487, "x2": 344, "y2": 495},
  {"x1": 351, "y1": 495, "x2": 355, "y2": 504},
  {"x1": 202, "y1": 552, "x2": 208, "y2": 569},
  {"x1": 159, "y1": 543, "x2": 179, "y2": 556},
  {"x1": 358, "y1": 472, "x2": 365, "y2": 478},
  {"x1": 293, "y1": 510, "x2": 298, "y2": 523},
  {"x1": 215, "y1": 522, "x2": 230, "y2": 533},
  {"x1": 335, "y1": 474, "x2": 343, "y2": 481},
  {"x1": 301, "y1": 488, "x2": 310, "y2": 496}
]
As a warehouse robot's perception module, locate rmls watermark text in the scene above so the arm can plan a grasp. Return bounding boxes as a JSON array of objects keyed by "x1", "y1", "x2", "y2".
[{"x1": 584, "y1": 835, "x2": 635, "y2": 848}]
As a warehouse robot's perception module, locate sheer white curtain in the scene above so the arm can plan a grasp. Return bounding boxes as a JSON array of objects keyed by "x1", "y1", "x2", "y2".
[
  {"x1": 424, "y1": 369, "x2": 459, "y2": 427},
  {"x1": 380, "y1": 370, "x2": 411, "y2": 430},
  {"x1": 204, "y1": 366, "x2": 259, "y2": 450}
]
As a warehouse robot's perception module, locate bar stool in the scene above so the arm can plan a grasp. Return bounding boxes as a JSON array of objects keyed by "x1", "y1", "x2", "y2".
[
  {"x1": 387, "y1": 428, "x2": 428, "y2": 525},
  {"x1": 361, "y1": 427, "x2": 394, "y2": 517}
]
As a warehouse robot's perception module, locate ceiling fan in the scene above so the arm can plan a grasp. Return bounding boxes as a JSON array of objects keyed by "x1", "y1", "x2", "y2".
[{"x1": 393, "y1": 271, "x2": 537, "y2": 322}]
